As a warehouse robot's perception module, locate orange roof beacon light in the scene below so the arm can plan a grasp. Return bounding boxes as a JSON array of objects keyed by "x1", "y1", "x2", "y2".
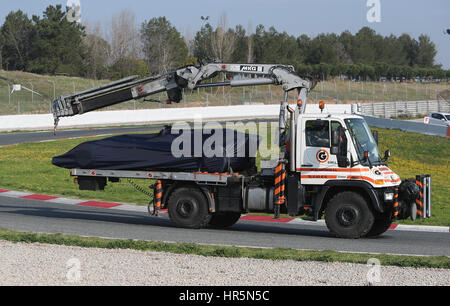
[
  {"x1": 297, "y1": 99, "x2": 303, "y2": 107},
  {"x1": 319, "y1": 101, "x2": 325, "y2": 113}
]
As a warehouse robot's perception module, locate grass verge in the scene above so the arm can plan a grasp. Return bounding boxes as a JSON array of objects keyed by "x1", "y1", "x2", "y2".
[{"x1": 0, "y1": 228, "x2": 448, "y2": 269}]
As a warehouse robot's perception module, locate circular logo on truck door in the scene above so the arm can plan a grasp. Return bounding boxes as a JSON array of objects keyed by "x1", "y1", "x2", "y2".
[{"x1": 316, "y1": 150, "x2": 329, "y2": 163}]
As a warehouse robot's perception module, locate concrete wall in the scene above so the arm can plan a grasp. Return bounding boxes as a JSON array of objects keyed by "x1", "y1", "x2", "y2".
[{"x1": 0, "y1": 104, "x2": 353, "y2": 132}]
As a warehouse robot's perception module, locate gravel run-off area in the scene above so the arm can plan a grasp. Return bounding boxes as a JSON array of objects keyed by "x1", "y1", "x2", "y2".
[{"x1": 0, "y1": 241, "x2": 448, "y2": 286}]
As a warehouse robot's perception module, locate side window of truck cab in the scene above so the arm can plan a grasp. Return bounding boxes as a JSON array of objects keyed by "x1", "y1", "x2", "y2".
[{"x1": 305, "y1": 120, "x2": 330, "y2": 147}]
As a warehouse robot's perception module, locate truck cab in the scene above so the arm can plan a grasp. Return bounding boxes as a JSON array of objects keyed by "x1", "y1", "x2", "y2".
[{"x1": 286, "y1": 112, "x2": 407, "y2": 238}]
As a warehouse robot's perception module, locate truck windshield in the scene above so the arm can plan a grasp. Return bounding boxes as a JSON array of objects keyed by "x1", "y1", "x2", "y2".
[{"x1": 345, "y1": 118, "x2": 382, "y2": 166}]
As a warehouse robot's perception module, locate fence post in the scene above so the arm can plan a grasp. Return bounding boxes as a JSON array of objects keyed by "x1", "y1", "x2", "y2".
[{"x1": 29, "y1": 82, "x2": 34, "y2": 104}]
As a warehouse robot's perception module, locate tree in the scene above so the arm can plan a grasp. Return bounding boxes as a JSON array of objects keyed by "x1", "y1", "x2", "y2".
[
  {"x1": 416, "y1": 35, "x2": 436, "y2": 67},
  {"x1": 82, "y1": 23, "x2": 111, "y2": 79},
  {"x1": 109, "y1": 58, "x2": 149, "y2": 80},
  {"x1": 351, "y1": 27, "x2": 377, "y2": 64},
  {"x1": 247, "y1": 22, "x2": 254, "y2": 63},
  {"x1": 193, "y1": 23, "x2": 214, "y2": 61},
  {"x1": 346, "y1": 64, "x2": 361, "y2": 80},
  {"x1": 0, "y1": 10, "x2": 33, "y2": 71},
  {"x1": 398, "y1": 33, "x2": 418, "y2": 66},
  {"x1": 374, "y1": 63, "x2": 389, "y2": 80},
  {"x1": 27, "y1": 5, "x2": 86, "y2": 75},
  {"x1": 210, "y1": 13, "x2": 236, "y2": 62},
  {"x1": 253, "y1": 26, "x2": 301, "y2": 66},
  {"x1": 107, "y1": 9, "x2": 141, "y2": 76},
  {"x1": 141, "y1": 16, "x2": 187, "y2": 74},
  {"x1": 230, "y1": 24, "x2": 247, "y2": 62}
]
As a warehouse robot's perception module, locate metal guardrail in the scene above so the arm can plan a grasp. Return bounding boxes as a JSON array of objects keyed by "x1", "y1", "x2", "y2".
[
  {"x1": 362, "y1": 115, "x2": 449, "y2": 137},
  {"x1": 358, "y1": 100, "x2": 449, "y2": 118}
]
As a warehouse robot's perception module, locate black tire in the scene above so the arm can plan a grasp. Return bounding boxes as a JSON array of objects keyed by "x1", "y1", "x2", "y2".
[
  {"x1": 208, "y1": 212, "x2": 241, "y2": 228},
  {"x1": 325, "y1": 192, "x2": 375, "y2": 239},
  {"x1": 167, "y1": 187, "x2": 211, "y2": 229},
  {"x1": 365, "y1": 213, "x2": 393, "y2": 238}
]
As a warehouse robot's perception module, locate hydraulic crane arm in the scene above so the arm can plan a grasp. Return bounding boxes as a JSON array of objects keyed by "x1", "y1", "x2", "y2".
[{"x1": 52, "y1": 63, "x2": 312, "y2": 130}]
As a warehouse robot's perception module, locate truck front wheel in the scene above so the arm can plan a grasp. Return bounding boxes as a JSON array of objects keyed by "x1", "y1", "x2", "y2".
[
  {"x1": 364, "y1": 212, "x2": 393, "y2": 238},
  {"x1": 325, "y1": 192, "x2": 375, "y2": 239},
  {"x1": 167, "y1": 187, "x2": 211, "y2": 229},
  {"x1": 208, "y1": 212, "x2": 242, "y2": 228}
]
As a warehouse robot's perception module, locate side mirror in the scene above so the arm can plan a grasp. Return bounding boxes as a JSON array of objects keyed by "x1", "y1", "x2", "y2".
[
  {"x1": 330, "y1": 146, "x2": 339, "y2": 155},
  {"x1": 384, "y1": 150, "x2": 391, "y2": 161},
  {"x1": 363, "y1": 151, "x2": 369, "y2": 161}
]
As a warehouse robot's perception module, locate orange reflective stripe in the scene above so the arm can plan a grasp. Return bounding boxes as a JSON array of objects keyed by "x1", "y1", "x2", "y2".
[
  {"x1": 275, "y1": 165, "x2": 283, "y2": 173},
  {"x1": 276, "y1": 196, "x2": 285, "y2": 205},
  {"x1": 347, "y1": 176, "x2": 377, "y2": 184},
  {"x1": 301, "y1": 175, "x2": 338, "y2": 179},
  {"x1": 155, "y1": 192, "x2": 162, "y2": 198},
  {"x1": 416, "y1": 199, "x2": 423, "y2": 207},
  {"x1": 297, "y1": 168, "x2": 370, "y2": 172},
  {"x1": 416, "y1": 181, "x2": 423, "y2": 188},
  {"x1": 274, "y1": 187, "x2": 281, "y2": 195}
]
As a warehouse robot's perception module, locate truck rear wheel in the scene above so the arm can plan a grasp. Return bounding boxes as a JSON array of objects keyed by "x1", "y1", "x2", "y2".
[
  {"x1": 325, "y1": 192, "x2": 374, "y2": 239},
  {"x1": 167, "y1": 187, "x2": 211, "y2": 229},
  {"x1": 208, "y1": 212, "x2": 241, "y2": 228}
]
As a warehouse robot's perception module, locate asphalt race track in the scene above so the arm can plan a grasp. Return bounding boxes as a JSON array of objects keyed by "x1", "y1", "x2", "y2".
[{"x1": 0, "y1": 126, "x2": 449, "y2": 257}]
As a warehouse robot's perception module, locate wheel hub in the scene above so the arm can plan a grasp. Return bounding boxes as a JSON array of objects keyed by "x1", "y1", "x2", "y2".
[
  {"x1": 336, "y1": 206, "x2": 359, "y2": 226},
  {"x1": 177, "y1": 200, "x2": 195, "y2": 218}
]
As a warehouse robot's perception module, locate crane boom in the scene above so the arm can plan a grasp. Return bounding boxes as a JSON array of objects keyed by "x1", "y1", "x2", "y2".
[{"x1": 52, "y1": 63, "x2": 312, "y2": 130}]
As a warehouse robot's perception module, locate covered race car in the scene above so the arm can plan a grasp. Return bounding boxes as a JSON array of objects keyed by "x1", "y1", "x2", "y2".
[{"x1": 52, "y1": 126, "x2": 261, "y2": 173}]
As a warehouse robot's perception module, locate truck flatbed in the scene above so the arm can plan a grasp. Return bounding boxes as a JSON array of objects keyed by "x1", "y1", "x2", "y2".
[{"x1": 71, "y1": 168, "x2": 245, "y2": 185}]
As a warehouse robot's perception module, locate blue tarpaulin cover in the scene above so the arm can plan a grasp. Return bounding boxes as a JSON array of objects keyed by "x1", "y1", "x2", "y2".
[{"x1": 52, "y1": 127, "x2": 260, "y2": 173}]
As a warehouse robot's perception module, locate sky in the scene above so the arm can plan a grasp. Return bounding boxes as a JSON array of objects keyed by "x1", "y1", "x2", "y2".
[{"x1": 0, "y1": 0, "x2": 449, "y2": 68}]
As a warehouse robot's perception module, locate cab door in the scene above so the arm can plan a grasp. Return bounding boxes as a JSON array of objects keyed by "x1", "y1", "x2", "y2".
[{"x1": 300, "y1": 119, "x2": 333, "y2": 169}]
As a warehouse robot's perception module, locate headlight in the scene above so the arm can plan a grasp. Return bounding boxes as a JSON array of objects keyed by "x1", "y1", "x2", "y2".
[{"x1": 384, "y1": 192, "x2": 394, "y2": 201}]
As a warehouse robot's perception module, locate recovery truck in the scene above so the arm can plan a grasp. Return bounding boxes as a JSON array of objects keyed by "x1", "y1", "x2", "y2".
[{"x1": 52, "y1": 62, "x2": 431, "y2": 238}]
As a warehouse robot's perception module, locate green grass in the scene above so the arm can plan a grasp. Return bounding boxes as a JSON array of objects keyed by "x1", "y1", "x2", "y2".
[
  {"x1": 1, "y1": 70, "x2": 448, "y2": 115},
  {"x1": 374, "y1": 128, "x2": 449, "y2": 226},
  {"x1": 0, "y1": 127, "x2": 448, "y2": 226},
  {"x1": 0, "y1": 228, "x2": 448, "y2": 269}
]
